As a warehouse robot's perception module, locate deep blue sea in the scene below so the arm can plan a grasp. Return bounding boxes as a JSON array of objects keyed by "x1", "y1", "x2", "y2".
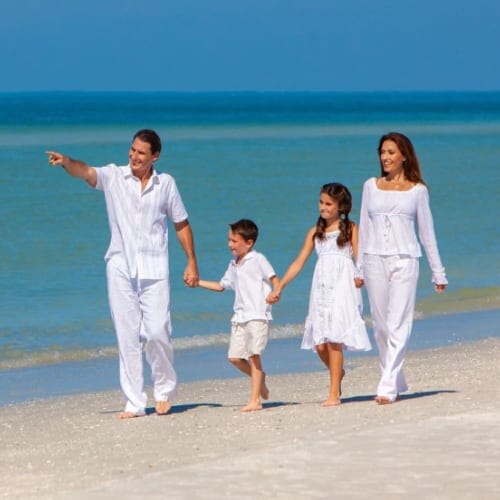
[{"x1": 1, "y1": 92, "x2": 499, "y2": 406}]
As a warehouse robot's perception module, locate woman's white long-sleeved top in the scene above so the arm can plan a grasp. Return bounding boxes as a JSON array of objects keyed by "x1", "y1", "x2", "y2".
[{"x1": 357, "y1": 177, "x2": 447, "y2": 284}]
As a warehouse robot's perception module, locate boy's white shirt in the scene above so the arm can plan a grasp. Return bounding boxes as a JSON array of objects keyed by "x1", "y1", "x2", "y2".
[{"x1": 219, "y1": 250, "x2": 276, "y2": 323}]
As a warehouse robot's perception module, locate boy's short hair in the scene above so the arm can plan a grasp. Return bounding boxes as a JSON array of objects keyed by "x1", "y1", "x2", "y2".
[{"x1": 229, "y1": 219, "x2": 258, "y2": 244}]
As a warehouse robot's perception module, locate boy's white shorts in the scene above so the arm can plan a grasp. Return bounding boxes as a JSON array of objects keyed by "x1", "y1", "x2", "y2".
[{"x1": 228, "y1": 320, "x2": 269, "y2": 359}]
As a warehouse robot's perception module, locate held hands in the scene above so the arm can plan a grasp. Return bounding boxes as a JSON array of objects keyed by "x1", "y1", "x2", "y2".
[
  {"x1": 266, "y1": 290, "x2": 281, "y2": 304},
  {"x1": 184, "y1": 275, "x2": 199, "y2": 287},
  {"x1": 354, "y1": 277, "x2": 364, "y2": 289},
  {"x1": 183, "y1": 264, "x2": 199, "y2": 288}
]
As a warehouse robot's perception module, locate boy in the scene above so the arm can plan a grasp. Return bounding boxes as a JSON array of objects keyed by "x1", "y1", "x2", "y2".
[{"x1": 197, "y1": 219, "x2": 279, "y2": 412}]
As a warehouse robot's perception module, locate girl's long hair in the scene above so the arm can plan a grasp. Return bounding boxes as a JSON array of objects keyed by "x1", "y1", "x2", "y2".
[{"x1": 313, "y1": 183, "x2": 353, "y2": 247}]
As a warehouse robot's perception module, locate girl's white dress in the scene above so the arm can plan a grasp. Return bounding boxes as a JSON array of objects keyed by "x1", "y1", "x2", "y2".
[{"x1": 302, "y1": 230, "x2": 371, "y2": 352}]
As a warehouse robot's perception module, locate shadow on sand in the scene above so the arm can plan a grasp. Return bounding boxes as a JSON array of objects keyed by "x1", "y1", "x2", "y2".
[
  {"x1": 341, "y1": 389, "x2": 458, "y2": 404},
  {"x1": 150, "y1": 402, "x2": 223, "y2": 415},
  {"x1": 103, "y1": 390, "x2": 457, "y2": 416}
]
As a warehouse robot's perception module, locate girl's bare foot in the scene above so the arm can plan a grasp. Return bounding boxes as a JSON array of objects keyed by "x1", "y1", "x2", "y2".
[
  {"x1": 239, "y1": 402, "x2": 263, "y2": 412},
  {"x1": 321, "y1": 399, "x2": 341, "y2": 407}
]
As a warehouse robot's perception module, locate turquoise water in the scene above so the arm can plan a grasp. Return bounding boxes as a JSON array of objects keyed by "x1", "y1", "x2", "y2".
[{"x1": 0, "y1": 92, "x2": 499, "y2": 403}]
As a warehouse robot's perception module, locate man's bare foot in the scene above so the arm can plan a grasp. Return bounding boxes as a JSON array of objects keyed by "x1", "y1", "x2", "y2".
[
  {"x1": 321, "y1": 399, "x2": 341, "y2": 407},
  {"x1": 117, "y1": 411, "x2": 144, "y2": 419},
  {"x1": 239, "y1": 402, "x2": 263, "y2": 412},
  {"x1": 155, "y1": 401, "x2": 172, "y2": 415},
  {"x1": 260, "y1": 372, "x2": 269, "y2": 400}
]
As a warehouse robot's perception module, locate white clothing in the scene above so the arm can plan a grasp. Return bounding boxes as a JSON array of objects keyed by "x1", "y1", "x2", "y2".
[
  {"x1": 219, "y1": 250, "x2": 276, "y2": 323},
  {"x1": 302, "y1": 231, "x2": 371, "y2": 352},
  {"x1": 95, "y1": 164, "x2": 188, "y2": 279},
  {"x1": 228, "y1": 320, "x2": 269, "y2": 359},
  {"x1": 357, "y1": 177, "x2": 447, "y2": 284},
  {"x1": 358, "y1": 177, "x2": 447, "y2": 401},
  {"x1": 94, "y1": 164, "x2": 187, "y2": 414},
  {"x1": 363, "y1": 254, "x2": 419, "y2": 401},
  {"x1": 107, "y1": 260, "x2": 177, "y2": 414}
]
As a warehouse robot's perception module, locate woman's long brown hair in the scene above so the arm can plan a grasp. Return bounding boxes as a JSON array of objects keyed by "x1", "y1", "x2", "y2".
[{"x1": 378, "y1": 132, "x2": 426, "y2": 185}]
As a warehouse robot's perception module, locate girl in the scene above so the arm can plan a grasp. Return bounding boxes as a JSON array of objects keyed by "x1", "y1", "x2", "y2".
[{"x1": 268, "y1": 183, "x2": 371, "y2": 406}]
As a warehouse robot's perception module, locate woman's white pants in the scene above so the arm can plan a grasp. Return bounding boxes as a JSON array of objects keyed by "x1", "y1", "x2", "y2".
[
  {"x1": 363, "y1": 254, "x2": 419, "y2": 401},
  {"x1": 107, "y1": 259, "x2": 177, "y2": 415}
]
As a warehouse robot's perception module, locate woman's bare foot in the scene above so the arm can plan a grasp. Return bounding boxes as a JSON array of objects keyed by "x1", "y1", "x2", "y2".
[
  {"x1": 321, "y1": 399, "x2": 341, "y2": 407},
  {"x1": 375, "y1": 396, "x2": 391, "y2": 405},
  {"x1": 239, "y1": 402, "x2": 263, "y2": 412},
  {"x1": 260, "y1": 373, "x2": 269, "y2": 400},
  {"x1": 375, "y1": 395, "x2": 400, "y2": 405},
  {"x1": 156, "y1": 401, "x2": 172, "y2": 415}
]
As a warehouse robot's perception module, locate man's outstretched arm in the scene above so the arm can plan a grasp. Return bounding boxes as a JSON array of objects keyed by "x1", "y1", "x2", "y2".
[{"x1": 46, "y1": 151, "x2": 98, "y2": 187}]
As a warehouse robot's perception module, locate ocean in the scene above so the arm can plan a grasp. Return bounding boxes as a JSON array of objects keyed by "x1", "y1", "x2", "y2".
[{"x1": 1, "y1": 91, "x2": 499, "y2": 406}]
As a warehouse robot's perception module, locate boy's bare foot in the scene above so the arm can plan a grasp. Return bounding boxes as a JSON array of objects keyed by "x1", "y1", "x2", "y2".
[
  {"x1": 260, "y1": 372, "x2": 269, "y2": 400},
  {"x1": 239, "y1": 402, "x2": 263, "y2": 412},
  {"x1": 155, "y1": 401, "x2": 172, "y2": 415},
  {"x1": 117, "y1": 411, "x2": 145, "y2": 419},
  {"x1": 321, "y1": 399, "x2": 341, "y2": 407}
]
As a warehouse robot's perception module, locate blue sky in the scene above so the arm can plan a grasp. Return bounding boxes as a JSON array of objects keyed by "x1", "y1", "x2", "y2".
[{"x1": 1, "y1": 0, "x2": 499, "y2": 92}]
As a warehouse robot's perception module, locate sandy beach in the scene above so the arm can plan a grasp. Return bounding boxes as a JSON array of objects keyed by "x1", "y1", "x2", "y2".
[{"x1": 1, "y1": 337, "x2": 499, "y2": 499}]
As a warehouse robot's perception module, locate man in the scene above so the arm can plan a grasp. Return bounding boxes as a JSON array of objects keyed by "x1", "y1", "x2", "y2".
[{"x1": 46, "y1": 129, "x2": 199, "y2": 419}]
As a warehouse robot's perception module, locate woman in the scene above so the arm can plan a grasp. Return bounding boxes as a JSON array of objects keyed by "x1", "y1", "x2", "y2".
[{"x1": 356, "y1": 132, "x2": 447, "y2": 404}]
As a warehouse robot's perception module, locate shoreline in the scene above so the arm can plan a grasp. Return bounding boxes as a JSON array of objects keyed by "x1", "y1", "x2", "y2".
[
  {"x1": 1, "y1": 308, "x2": 499, "y2": 408},
  {"x1": 1, "y1": 337, "x2": 499, "y2": 498},
  {"x1": 2, "y1": 290, "x2": 499, "y2": 373}
]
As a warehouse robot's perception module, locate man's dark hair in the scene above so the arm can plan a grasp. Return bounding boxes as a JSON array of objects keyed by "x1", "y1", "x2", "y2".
[{"x1": 134, "y1": 129, "x2": 162, "y2": 155}]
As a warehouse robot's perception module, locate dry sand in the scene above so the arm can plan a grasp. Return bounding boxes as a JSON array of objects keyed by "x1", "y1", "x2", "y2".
[{"x1": 1, "y1": 337, "x2": 499, "y2": 499}]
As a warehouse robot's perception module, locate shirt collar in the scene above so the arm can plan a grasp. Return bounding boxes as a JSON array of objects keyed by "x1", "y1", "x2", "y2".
[
  {"x1": 124, "y1": 165, "x2": 159, "y2": 183},
  {"x1": 231, "y1": 249, "x2": 256, "y2": 266}
]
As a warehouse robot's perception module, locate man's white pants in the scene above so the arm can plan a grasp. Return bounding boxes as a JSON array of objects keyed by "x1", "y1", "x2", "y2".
[
  {"x1": 363, "y1": 254, "x2": 419, "y2": 401},
  {"x1": 107, "y1": 259, "x2": 177, "y2": 415}
]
